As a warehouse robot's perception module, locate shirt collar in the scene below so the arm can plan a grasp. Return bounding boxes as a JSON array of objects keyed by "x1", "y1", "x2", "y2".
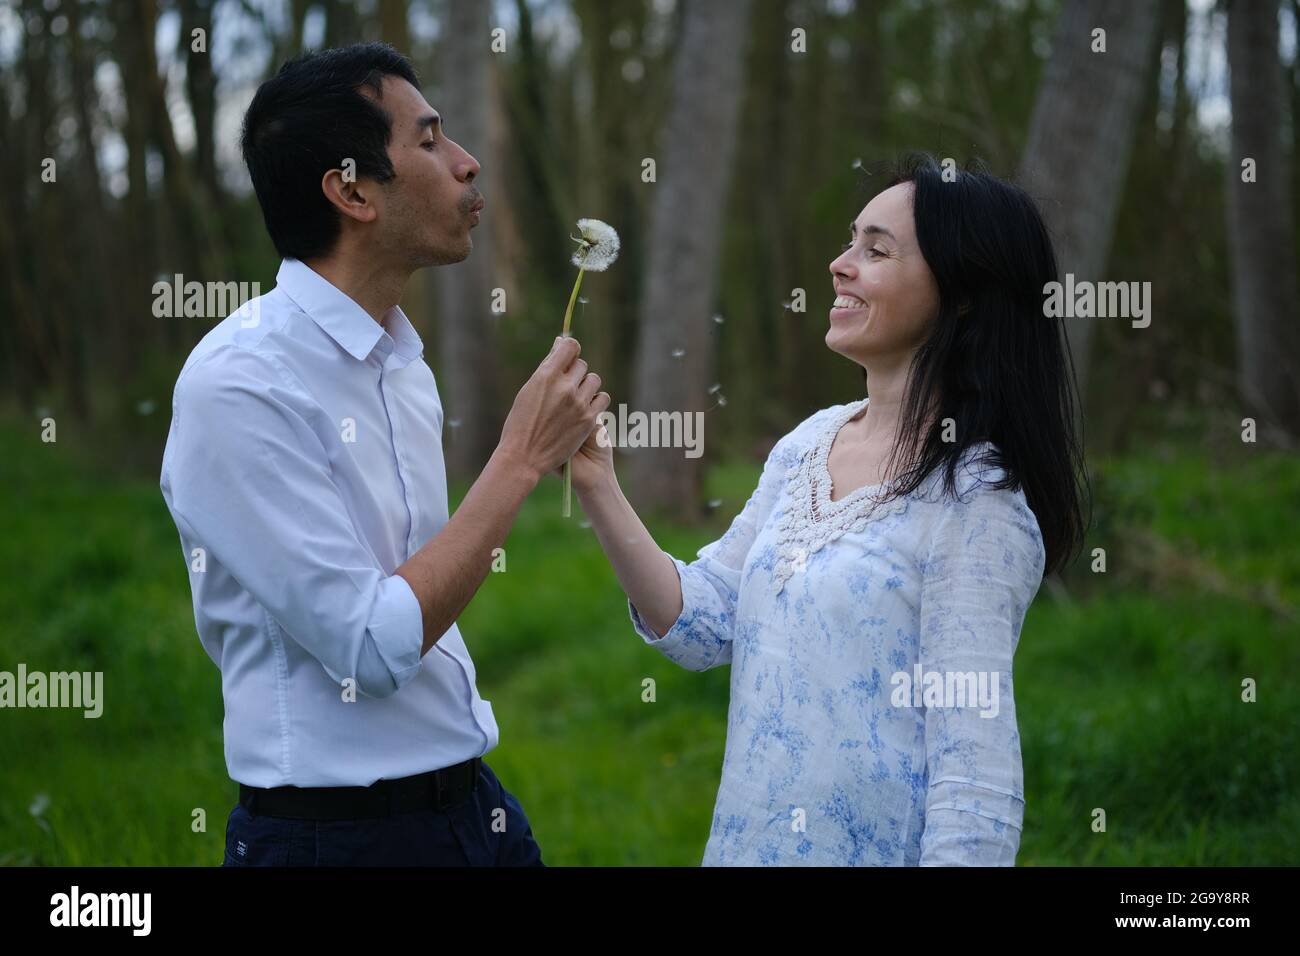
[{"x1": 275, "y1": 259, "x2": 423, "y2": 367}]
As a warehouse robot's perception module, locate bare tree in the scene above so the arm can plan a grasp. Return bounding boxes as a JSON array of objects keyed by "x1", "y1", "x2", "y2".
[
  {"x1": 1225, "y1": 0, "x2": 1300, "y2": 439},
  {"x1": 1018, "y1": 0, "x2": 1160, "y2": 405},
  {"x1": 628, "y1": 0, "x2": 754, "y2": 518},
  {"x1": 430, "y1": 0, "x2": 502, "y2": 479}
]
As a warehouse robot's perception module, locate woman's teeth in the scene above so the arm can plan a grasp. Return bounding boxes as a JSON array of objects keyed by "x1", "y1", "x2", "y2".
[{"x1": 834, "y1": 295, "x2": 866, "y2": 309}]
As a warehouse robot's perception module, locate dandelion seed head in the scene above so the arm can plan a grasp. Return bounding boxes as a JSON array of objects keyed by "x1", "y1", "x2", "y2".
[{"x1": 572, "y1": 218, "x2": 620, "y2": 272}]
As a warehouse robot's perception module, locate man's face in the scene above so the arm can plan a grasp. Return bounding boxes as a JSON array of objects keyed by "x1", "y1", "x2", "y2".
[{"x1": 363, "y1": 75, "x2": 484, "y2": 267}]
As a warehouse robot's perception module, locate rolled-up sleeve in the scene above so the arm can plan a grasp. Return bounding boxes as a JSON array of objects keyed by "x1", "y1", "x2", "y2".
[
  {"x1": 916, "y1": 479, "x2": 1045, "y2": 866},
  {"x1": 164, "y1": 347, "x2": 424, "y2": 698}
]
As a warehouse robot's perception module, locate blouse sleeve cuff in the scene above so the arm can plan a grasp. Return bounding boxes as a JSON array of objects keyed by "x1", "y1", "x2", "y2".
[{"x1": 627, "y1": 554, "x2": 728, "y2": 659}]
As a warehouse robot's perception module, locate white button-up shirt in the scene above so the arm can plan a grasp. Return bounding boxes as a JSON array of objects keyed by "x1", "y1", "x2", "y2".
[{"x1": 160, "y1": 258, "x2": 498, "y2": 787}]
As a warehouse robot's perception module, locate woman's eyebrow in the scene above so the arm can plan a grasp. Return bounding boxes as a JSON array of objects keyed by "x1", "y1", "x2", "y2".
[{"x1": 850, "y1": 220, "x2": 895, "y2": 240}]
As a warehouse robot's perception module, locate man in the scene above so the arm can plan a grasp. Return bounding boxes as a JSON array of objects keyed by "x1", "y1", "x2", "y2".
[{"x1": 160, "y1": 43, "x2": 608, "y2": 866}]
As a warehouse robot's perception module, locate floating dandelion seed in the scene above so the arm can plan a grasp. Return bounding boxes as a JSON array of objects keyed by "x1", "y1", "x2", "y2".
[
  {"x1": 136, "y1": 399, "x2": 156, "y2": 416},
  {"x1": 560, "y1": 217, "x2": 621, "y2": 517},
  {"x1": 851, "y1": 157, "x2": 863, "y2": 170},
  {"x1": 712, "y1": 313, "x2": 725, "y2": 324},
  {"x1": 29, "y1": 793, "x2": 50, "y2": 834},
  {"x1": 708, "y1": 383, "x2": 722, "y2": 395},
  {"x1": 671, "y1": 348, "x2": 686, "y2": 359},
  {"x1": 707, "y1": 499, "x2": 723, "y2": 509},
  {"x1": 578, "y1": 519, "x2": 592, "y2": 529}
]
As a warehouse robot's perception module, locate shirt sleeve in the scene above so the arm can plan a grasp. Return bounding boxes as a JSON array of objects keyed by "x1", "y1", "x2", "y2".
[
  {"x1": 916, "y1": 475, "x2": 1045, "y2": 866},
  {"x1": 628, "y1": 413, "x2": 818, "y2": 672},
  {"x1": 163, "y1": 347, "x2": 425, "y2": 699}
]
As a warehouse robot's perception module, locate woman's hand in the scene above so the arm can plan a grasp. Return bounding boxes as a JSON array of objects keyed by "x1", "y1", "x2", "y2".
[{"x1": 560, "y1": 420, "x2": 616, "y2": 496}]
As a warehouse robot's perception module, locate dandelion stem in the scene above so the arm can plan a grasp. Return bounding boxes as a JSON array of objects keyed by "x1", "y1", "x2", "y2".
[
  {"x1": 561, "y1": 263, "x2": 588, "y2": 517},
  {"x1": 562, "y1": 266, "x2": 587, "y2": 337}
]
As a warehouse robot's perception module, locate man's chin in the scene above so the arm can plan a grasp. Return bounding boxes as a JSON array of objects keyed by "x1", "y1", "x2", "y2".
[{"x1": 421, "y1": 240, "x2": 472, "y2": 268}]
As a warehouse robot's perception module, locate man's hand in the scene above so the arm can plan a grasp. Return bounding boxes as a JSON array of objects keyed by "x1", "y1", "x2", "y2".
[{"x1": 498, "y1": 336, "x2": 610, "y2": 482}]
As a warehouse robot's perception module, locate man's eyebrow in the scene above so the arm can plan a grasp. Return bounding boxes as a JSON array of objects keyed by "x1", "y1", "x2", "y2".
[
  {"x1": 850, "y1": 220, "x2": 895, "y2": 240},
  {"x1": 416, "y1": 113, "x2": 441, "y2": 133}
]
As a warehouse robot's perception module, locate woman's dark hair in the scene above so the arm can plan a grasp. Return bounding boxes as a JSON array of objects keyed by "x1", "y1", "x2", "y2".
[
  {"x1": 868, "y1": 152, "x2": 1089, "y2": 576},
  {"x1": 241, "y1": 43, "x2": 420, "y2": 261}
]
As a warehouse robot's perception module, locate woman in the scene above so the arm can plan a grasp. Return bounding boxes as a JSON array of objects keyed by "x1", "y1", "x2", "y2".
[{"x1": 570, "y1": 154, "x2": 1087, "y2": 866}]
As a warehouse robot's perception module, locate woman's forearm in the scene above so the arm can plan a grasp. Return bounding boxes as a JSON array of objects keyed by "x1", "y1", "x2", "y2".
[{"x1": 577, "y1": 471, "x2": 683, "y2": 638}]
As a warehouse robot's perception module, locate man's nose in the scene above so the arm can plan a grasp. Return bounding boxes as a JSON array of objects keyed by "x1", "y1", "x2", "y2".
[{"x1": 459, "y1": 147, "x2": 481, "y2": 183}]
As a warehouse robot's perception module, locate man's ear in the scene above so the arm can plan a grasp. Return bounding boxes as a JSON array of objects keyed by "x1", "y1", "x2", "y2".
[{"x1": 320, "y1": 169, "x2": 378, "y2": 224}]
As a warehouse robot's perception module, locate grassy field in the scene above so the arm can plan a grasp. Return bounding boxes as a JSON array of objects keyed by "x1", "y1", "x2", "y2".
[{"x1": 1, "y1": 420, "x2": 1297, "y2": 866}]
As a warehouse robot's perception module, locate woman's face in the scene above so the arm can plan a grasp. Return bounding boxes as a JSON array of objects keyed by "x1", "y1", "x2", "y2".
[{"x1": 826, "y1": 182, "x2": 941, "y2": 367}]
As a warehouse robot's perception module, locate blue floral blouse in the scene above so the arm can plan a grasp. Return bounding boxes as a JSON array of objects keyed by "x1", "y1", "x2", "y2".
[{"x1": 628, "y1": 399, "x2": 1046, "y2": 865}]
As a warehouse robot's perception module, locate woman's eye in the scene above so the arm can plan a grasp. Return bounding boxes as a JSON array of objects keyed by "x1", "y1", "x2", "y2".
[
  {"x1": 422, "y1": 139, "x2": 436, "y2": 150},
  {"x1": 868, "y1": 247, "x2": 885, "y2": 258}
]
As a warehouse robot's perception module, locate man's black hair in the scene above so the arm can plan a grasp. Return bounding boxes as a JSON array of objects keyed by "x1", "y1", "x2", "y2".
[{"x1": 241, "y1": 42, "x2": 421, "y2": 261}]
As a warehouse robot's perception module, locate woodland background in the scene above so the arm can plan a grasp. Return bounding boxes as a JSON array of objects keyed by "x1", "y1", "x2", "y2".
[{"x1": 1, "y1": 0, "x2": 1297, "y2": 865}]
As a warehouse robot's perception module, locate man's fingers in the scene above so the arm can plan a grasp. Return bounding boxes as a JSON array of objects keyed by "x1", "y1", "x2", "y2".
[
  {"x1": 590, "y1": 390, "x2": 611, "y2": 415},
  {"x1": 544, "y1": 335, "x2": 581, "y2": 372},
  {"x1": 577, "y1": 371, "x2": 601, "y2": 404},
  {"x1": 563, "y1": 358, "x2": 589, "y2": 388}
]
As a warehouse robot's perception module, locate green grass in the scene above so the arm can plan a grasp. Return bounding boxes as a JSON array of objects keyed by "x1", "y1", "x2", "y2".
[{"x1": 1, "y1": 424, "x2": 1296, "y2": 865}]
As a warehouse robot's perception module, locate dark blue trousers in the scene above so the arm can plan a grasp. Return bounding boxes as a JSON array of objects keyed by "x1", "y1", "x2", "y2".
[{"x1": 221, "y1": 760, "x2": 544, "y2": 866}]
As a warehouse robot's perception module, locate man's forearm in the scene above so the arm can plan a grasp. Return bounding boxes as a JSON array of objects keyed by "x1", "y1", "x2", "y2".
[{"x1": 397, "y1": 446, "x2": 539, "y2": 655}]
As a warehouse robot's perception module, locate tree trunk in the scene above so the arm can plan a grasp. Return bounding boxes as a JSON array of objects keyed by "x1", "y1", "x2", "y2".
[
  {"x1": 1017, "y1": 0, "x2": 1160, "y2": 406},
  {"x1": 1225, "y1": 0, "x2": 1300, "y2": 439},
  {"x1": 431, "y1": 0, "x2": 502, "y2": 480},
  {"x1": 627, "y1": 0, "x2": 754, "y2": 518}
]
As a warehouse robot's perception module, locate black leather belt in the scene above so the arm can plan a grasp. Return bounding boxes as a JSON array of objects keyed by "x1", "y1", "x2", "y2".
[{"x1": 238, "y1": 757, "x2": 482, "y2": 820}]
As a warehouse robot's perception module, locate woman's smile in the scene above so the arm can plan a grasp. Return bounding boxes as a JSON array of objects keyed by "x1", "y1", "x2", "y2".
[{"x1": 830, "y1": 291, "x2": 869, "y2": 321}]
